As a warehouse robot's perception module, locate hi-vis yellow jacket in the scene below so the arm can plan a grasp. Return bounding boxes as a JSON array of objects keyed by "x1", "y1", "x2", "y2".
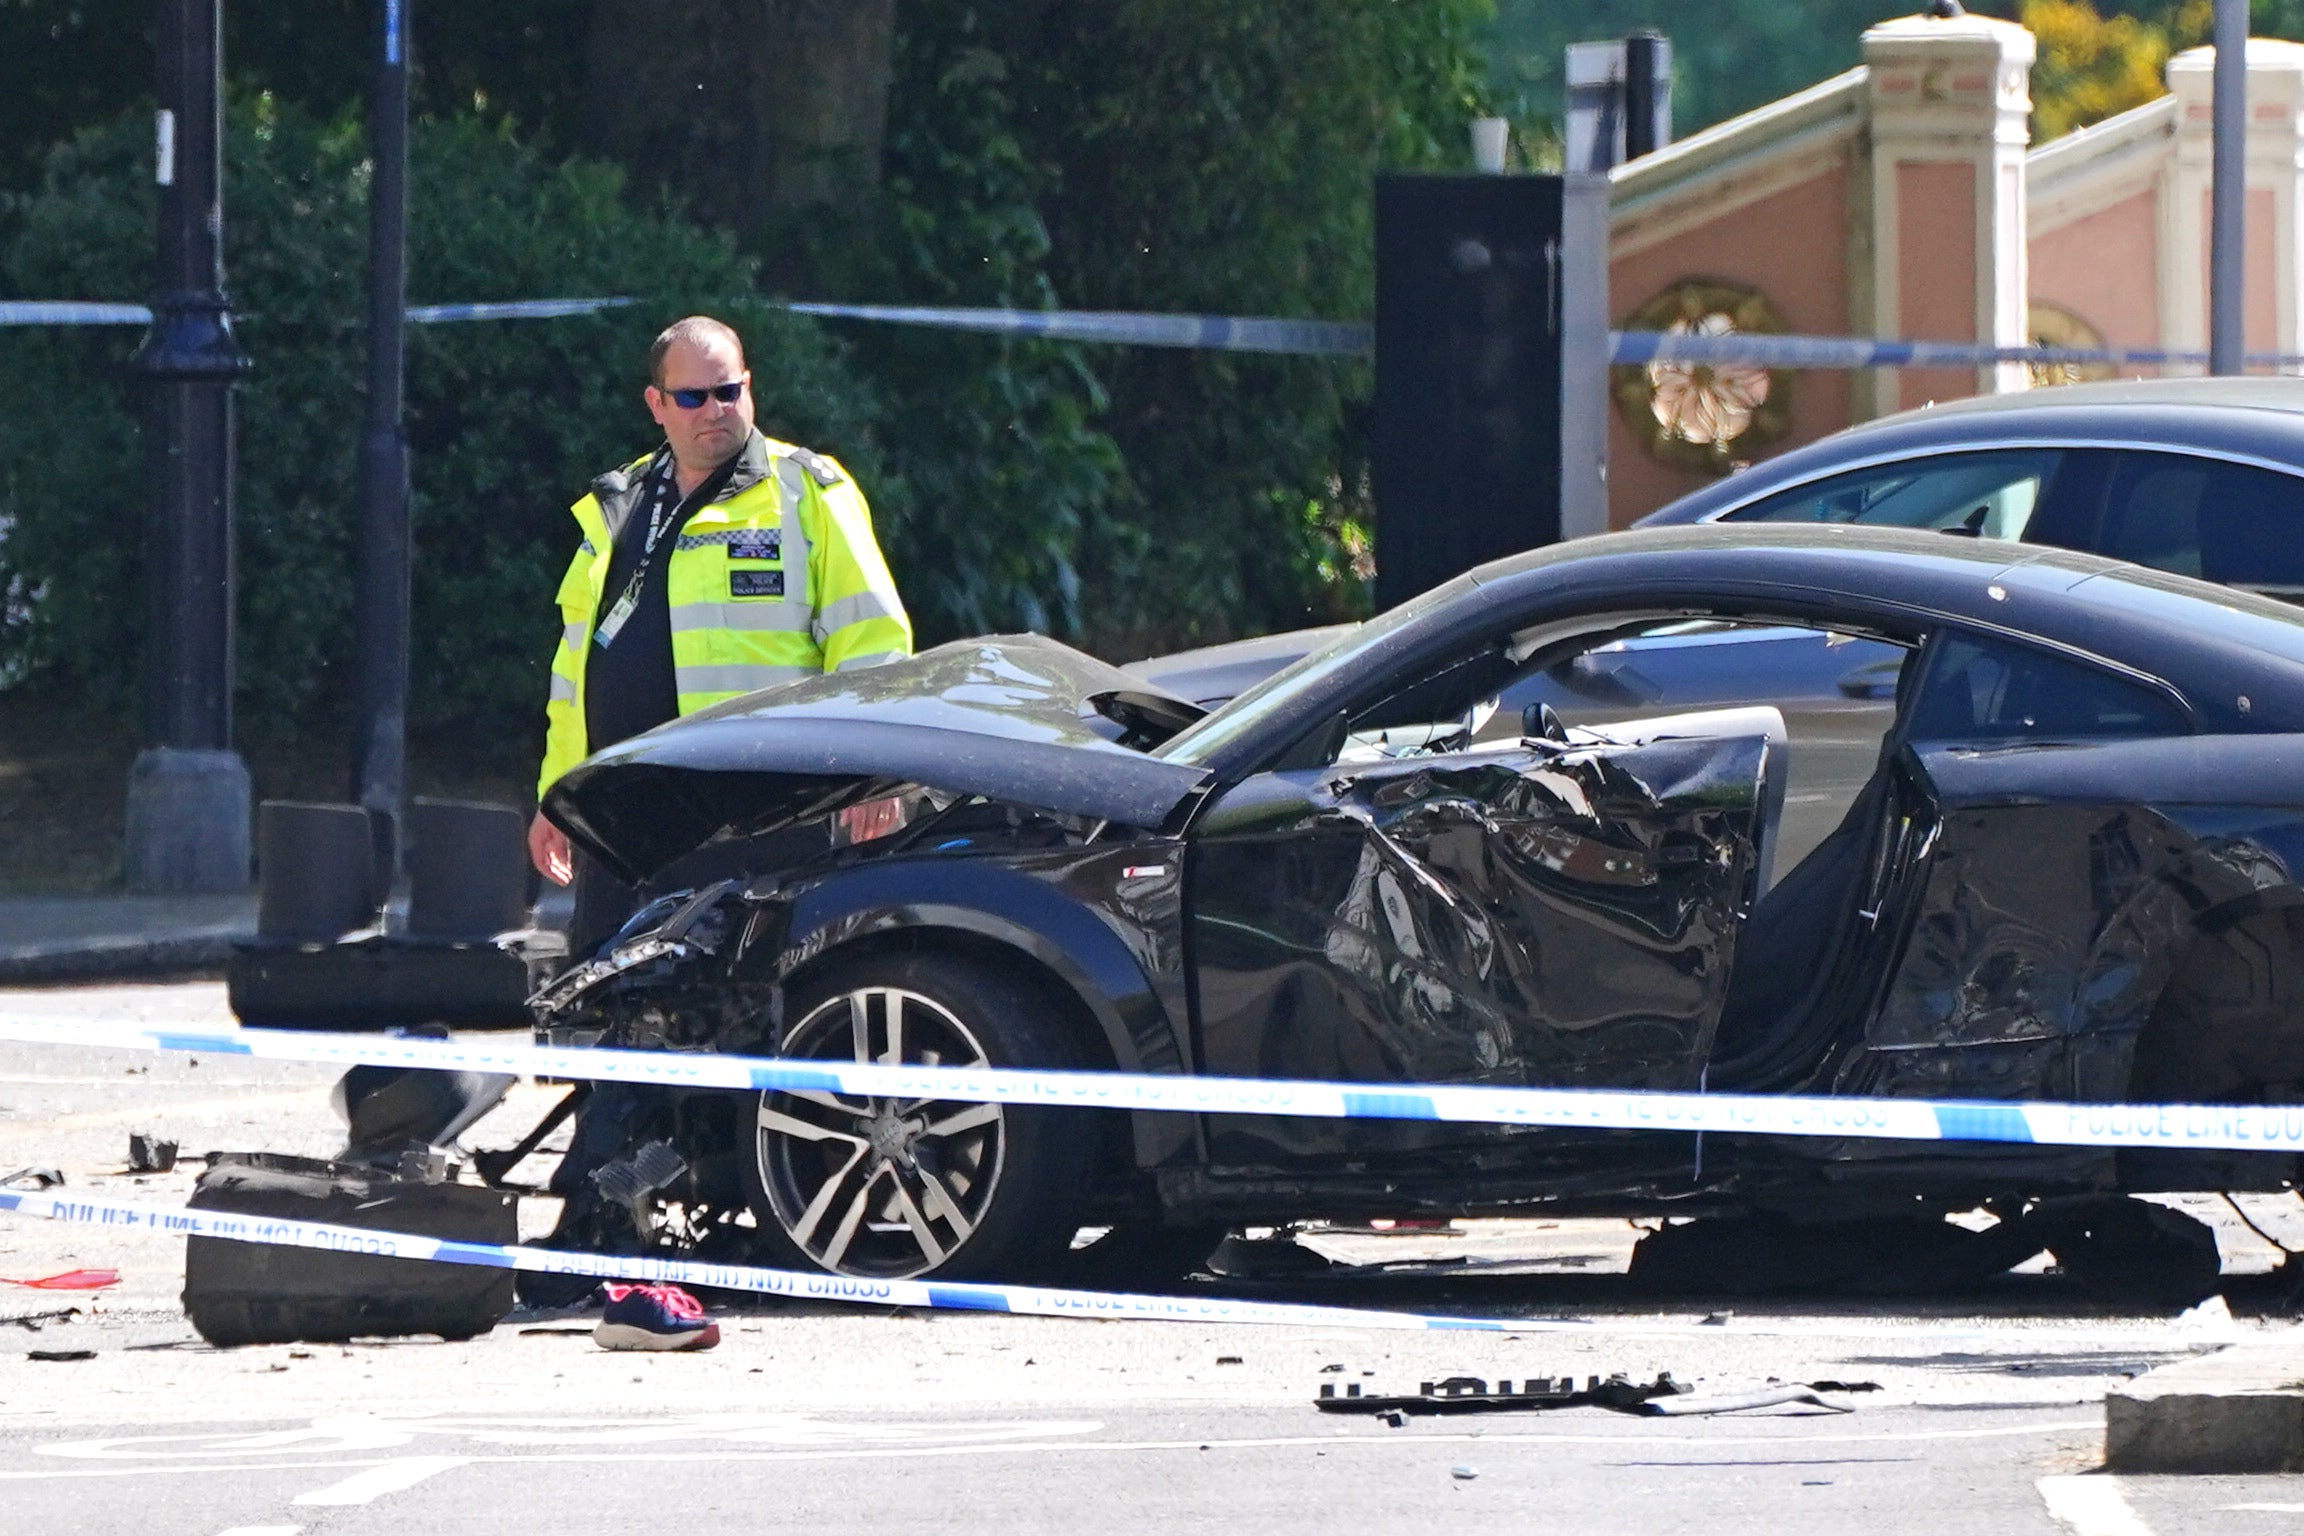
[{"x1": 539, "y1": 429, "x2": 911, "y2": 795}]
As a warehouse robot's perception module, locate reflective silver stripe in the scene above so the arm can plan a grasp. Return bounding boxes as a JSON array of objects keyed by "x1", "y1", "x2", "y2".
[
  {"x1": 548, "y1": 674, "x2": 578, "y2": 704},
  {"x1": 773, "y1": 460, "x2": 814, "y2": 611},
  {"x1": 815, "y1": 591, "x2": 903, "y2": 635},
  {"x1": 562, "y1": 622, "x2": 588, "y2": 652},
  {"x1": 674, "y1": 663, "x2": 817, "y2": 696},
  {"x1": 667, "y1": 600, "x2": 813, "y2": 635},
  {"x1": 674, "y1": 528, "x2": 778, "y2": 552},
  {"x1": 833, "y1": 650, "x2": 906, "y2": 673}
]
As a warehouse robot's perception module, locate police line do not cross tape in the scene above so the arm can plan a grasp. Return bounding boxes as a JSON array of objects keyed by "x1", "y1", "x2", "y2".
[
  {"x1": 0, "y1": 1185, "x2": 1522, "y2": 1334},
  {"x1": 0, "y1": 1013, "x2": 2295, "y2": 1156},
  {"x1": 18, "y1": 294, "x2": 2304, "y2": 371},
  {"x1": 0, "y1": 1186, "x2": 2234, "y2": 1342}
]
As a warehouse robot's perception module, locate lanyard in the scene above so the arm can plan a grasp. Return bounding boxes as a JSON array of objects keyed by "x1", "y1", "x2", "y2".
[{"x1": 594, "y1": 465, "x2": 688, "y2": 649}]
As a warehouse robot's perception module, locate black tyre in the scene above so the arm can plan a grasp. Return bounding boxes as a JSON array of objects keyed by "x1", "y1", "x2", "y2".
[
  {"x1": 742, "y1": 950, "x2": 1092, "y2": 1281},
  {"x1": 2032, "y1": 1196, "x2": 2223, "y2": 1309}
]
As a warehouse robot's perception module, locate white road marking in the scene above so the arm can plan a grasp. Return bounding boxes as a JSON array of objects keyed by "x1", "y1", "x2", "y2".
[
  {"x1": 2040, "y1": 1475, "x2": 2157, "y2": 1536},
  {"x1": 291, "y1": 1456, "x2": 468, "y2": 1505},
  {"x1": 0, "y1": 1417, "x2": 2099, "y2": 1482},
  {"x1": 2222, "y1": 1505, "x2": 2304, "y2": 1513},
  {"x1": 211, "y1": 1527, "x2": 302, "y2": 1536}
]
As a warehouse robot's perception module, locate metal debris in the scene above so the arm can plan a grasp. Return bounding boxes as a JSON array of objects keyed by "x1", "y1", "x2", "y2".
[
  {"x1": 0, "y1": 1168, "x2": 64, "y2": 1191},
  {"x1": 590, "y1": 1139, "x2": 687, "y2": 1231},
  {"x1": 127, "y1": 1133, "x2": 178, "y2": 1174},
  {"x1": 26, "y1": 1349, "x2": 95, "y2": 1362},
  {"x1": 1319, "y1": 1372, "x2": 1874, "y2": 1418},
  {"x1": 1635, "y1": 1386, "x2": 1852, "y2": 1417},
  {"x1": 1318, "y1": 1372, "x2": 1687, "y2": 1416},
  {"x1": 2, "y1": 1307, "x2": 80, "y2": 1332}
]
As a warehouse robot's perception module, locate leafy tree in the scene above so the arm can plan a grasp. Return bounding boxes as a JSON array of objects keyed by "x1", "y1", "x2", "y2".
[
  {"x1": 1006, "y1": 0, "x2": 1488, "y2": 652},
  {"x1": 0, "y1": 0, "x2": 593, "y2": 194},
  {"x1": 2026, "y1": 0, "x2": 2189, "y2": 140},
  {"x1": 1481, "y1": 0, "x2": 1925, "y2": 144},
  {"x1": 766, "y1": 0, "x2": 1487, "y2": 655},
  {"x1": 0, "y1": 98, "x2": 871, "y2": 756}
]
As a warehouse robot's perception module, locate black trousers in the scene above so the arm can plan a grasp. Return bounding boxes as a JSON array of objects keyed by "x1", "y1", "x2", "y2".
[{"x1": 568, "y1": 849, "x2": 640, "y2": 962}]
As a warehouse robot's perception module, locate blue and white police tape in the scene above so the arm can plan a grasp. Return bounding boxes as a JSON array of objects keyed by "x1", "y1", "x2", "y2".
[
  {"x1": 1607, "y1": 329, "x2": 2229, "y2": 372},
  {"x1": 404, "y1": 298, "x2": 636, "y2": 324},
  {"x1": 0, "y1": 1185, "x2": 1512, "y2": 1332},
  {"x1": 0, "y1": 301, "x2": 154, "y2": 327},
  {"x1": 1, "y1": 1013, "x2": 2299, "y2": 1155},
  {"x1": 783, "y1": 302, "x2": 1374, "y2": 356},
  {"x1": 0, "y1": 298, "x2": 634, "y2": 328},
  {"x1": 0, "y1": 1186, "x2": 2231, "y2": 1341},
  {"x1": 15, "y1": 288, "x2": 2304, "y2": 370}
]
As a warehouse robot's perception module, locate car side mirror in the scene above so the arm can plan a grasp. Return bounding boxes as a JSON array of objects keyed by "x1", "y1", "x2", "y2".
[{"x1": 1522, "y1": 700, "x2": 1567, "y2": 743}]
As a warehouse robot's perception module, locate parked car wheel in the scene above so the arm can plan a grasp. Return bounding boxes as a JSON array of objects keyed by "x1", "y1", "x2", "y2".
[{"x1": 743, "y1": 951, "x2": 1089, "y2": 1281}]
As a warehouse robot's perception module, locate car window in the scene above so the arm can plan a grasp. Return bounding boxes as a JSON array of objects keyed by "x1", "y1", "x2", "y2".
[
  {"x1": 2097, "y1": 453, "x2": 2304, "y2": 595},
  {"x1": 1904, "y1": 633, "x2": 2187, "y2": 745},
  {"x1": 1721, "y1": 450, "x2": 2060, "y2": 539}
]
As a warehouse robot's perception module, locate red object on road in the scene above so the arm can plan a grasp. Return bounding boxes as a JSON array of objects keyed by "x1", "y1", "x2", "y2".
[{"x1": 2, "y1": 1269, "x2": 121, "y2": 1290}]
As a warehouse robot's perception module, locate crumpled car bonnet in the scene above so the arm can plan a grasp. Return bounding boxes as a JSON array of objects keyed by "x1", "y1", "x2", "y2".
[{"x1": 545, "y1": 635, "x2": 1213, "y2": 883}]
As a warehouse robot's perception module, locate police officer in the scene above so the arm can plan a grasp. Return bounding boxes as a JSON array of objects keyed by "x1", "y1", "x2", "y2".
[{"x1": 527, "y1": 314, "x2": 912, "y2": 946}]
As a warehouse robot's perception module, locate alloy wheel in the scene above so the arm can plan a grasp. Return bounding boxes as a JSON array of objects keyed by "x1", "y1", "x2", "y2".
[{"x1": 754, "y1": 985, "x2": 1006, "y2": 1279}]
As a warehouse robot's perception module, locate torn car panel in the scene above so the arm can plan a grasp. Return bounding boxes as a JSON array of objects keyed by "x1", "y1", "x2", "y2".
[
  {"x1": 545, "y1": 635, "x2": 1214, "y2": 883},
  {"x1": 1189, "y1": 731, "x2": 1768, "y2": 1167}
]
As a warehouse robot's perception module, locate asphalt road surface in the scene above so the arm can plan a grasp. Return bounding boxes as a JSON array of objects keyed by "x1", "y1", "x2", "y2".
[{"x1": 5, "y1": 979, "x2": 2304, "y2": 1535}]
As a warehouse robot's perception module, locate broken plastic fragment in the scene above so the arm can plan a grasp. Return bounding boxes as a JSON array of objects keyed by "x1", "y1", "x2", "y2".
[{"x1": 2, "y1": 1269, "x2": 121, "y2": 1291}]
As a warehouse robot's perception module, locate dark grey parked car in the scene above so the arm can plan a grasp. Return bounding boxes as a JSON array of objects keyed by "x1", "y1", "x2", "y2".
[{"x1": 1635, "y1": 375, "x2": 2304, "y2": 593}]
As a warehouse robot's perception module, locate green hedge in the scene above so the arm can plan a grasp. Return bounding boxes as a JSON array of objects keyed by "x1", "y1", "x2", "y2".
[{"x1": 0, "y1": 98, "x2": 873, "y2": 746}]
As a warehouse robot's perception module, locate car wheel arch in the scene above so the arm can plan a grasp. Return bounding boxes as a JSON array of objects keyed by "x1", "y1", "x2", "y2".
[
  {"x1": 2126, "y1": 897, "x2": 2304, "y2": 1102},
  {"x1": 2115, "y1": 897, "x2": 2304, "y2": 1193},
  {"x1": 765, "y1": 917, "x2": 1186, "y2": 1177},
  {"x1": 775, "y1": 922, "x2": 1123, "y2": 1073}
]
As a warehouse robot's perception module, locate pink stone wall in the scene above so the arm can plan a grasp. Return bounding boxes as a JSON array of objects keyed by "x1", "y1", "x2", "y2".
[
  {"x1": 2194, "y1": 186, "x2": 2280, "y2": 350},
  {"x1": 1607, "y1": 162, "x2": 1856, "y2": 529},
  {"x1": 1895, "y1": 160, "x2": 1981, "y2": 410},
  {"x1": 2029, "y1": 189, "x2": 2160, "y2": 350}
]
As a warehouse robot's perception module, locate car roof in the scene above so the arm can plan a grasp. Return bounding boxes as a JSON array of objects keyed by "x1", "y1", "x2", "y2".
[
  {"x1": 1158, "y1": 525, "x2": 2304, "y2": 779},
  {"x1": 1638, "y1": 376, "x2": 2304, "y2": 526},
  {"x1": 1882, "y1": 374, "x2": 2304, "y2": 420},
  {"x1": 1461, "y1": 524, "x2": 2304, "y2": 721}
]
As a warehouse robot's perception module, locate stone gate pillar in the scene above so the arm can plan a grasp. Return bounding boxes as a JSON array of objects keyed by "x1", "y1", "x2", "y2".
[
  {"x1": 2165, "y1": 41, "x2": 2304, "y2": 372},
  {"x1": 1859, "y1": 11, "x2": 2035, "y2": 416}
]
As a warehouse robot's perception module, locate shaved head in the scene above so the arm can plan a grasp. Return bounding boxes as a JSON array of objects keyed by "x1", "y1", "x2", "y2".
[
  {"x1": 644, "y1": 316, "x2": 754, "y2": 485},
  {"x1": 647, "y1": 315, "x2": 745, "y2": 386}
]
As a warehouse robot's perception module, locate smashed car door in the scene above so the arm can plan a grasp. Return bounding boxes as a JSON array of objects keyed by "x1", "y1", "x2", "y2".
[{"x1": 1188, "y1": 723, "x2": 1773, "y2": 1168}]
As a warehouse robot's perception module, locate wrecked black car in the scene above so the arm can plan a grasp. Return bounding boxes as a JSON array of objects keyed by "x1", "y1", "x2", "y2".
[{"x1": 529, "y1": 524, "x2": 2304, "y2": 1288}]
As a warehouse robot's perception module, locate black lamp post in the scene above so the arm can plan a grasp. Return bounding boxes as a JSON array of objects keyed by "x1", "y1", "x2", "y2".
[
  {"x1": 353, "y1": 0, "x2": 413, "y2": 875},
  {"x1": 126, "y1": 0, "x2": 252, "y2": 892}
]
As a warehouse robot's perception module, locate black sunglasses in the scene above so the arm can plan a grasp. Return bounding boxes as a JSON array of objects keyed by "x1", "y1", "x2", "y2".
[{"x1": 661, "y1": 381, "x2": 744, "y2": 409}]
